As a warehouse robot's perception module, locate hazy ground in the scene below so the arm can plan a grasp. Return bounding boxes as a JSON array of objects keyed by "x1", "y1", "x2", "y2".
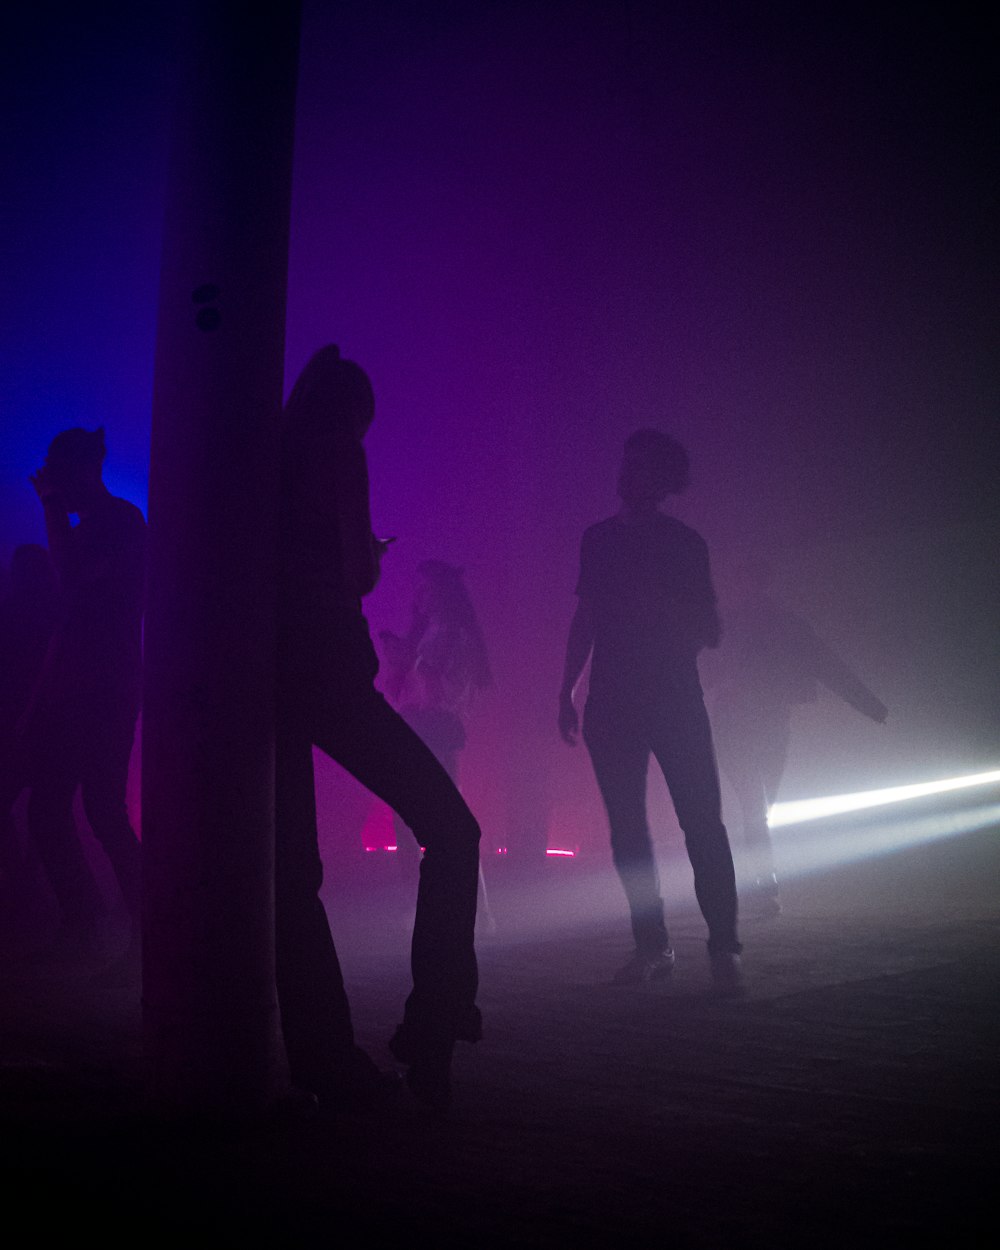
[{"x1": 1, "y1": 811, "x2": 997, "y2": 1247}]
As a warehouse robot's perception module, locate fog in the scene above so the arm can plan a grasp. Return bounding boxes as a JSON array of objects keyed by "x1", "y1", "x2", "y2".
[{"x1": 3, "y1": 1, "x2": 996, "y2": 862}]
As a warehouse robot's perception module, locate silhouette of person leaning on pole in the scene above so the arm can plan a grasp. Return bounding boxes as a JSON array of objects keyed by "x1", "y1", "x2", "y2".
[
  {"x1": 11, "y1": 429, "x2": 145, "y2": 967},
  {"x1": 709, "y1": 555, "x2": 888, "y2": 917},
  {"x1": 276, "y1": 345, "x2": 482, "y2": 1111},
  {"x1": 559, "y1": 430, "x2": 743, "y2": 989}
]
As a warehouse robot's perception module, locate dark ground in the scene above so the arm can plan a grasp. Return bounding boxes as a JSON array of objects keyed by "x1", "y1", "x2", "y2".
[{"x1": 1, "y1": 815, "x2": 997, "y2": 1248}]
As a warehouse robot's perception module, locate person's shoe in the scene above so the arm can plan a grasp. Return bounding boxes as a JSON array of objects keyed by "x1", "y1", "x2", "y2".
[
  {"x1": 270, "y1": 1087, "x2": 321, "y2": 1123},
  {"x1": 308, "y1": 1048, "x2": 403, "y2": 1116},
  {"x1": 404, "y1": 1054, "x2": 452, "y2": 1113},
  {"x1": 613, "y1": 948, "x2": 676, "y2": 985},
  {"x1": 335, "y1": 1068, "x2": 404, "y2": 1114},
  {"x1": 708, "y1": 950, "x2": 744, "y2": 996},
  {"x1": 389, "y1": 1026, "x2": 454, "y2": 1113},
  {"x1": 752, "y1": 893, "x2": 782, "y2": 920},
  {"x1": 390, "y1": 1003, "x2": 482, "y2": 1057},
  {"x1": 744, "y1": 875, "x2": 781, "y2": 919}
]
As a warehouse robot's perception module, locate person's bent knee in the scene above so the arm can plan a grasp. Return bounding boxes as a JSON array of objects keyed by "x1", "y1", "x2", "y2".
[
  {"x1": 444, "y1": 805, "x2": 481, "y2": 856},
  {"x1": 407, "y1": 773, "x2": 480, "y2": 843}
]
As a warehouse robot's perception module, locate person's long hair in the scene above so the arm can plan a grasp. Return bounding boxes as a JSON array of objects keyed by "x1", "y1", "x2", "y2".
[
  {"x1": 283, "y1": 344, "x2": 374, "y2": 440},
  {"x1": 415, "y1": 560, "x2": 493, "y2": 691}
]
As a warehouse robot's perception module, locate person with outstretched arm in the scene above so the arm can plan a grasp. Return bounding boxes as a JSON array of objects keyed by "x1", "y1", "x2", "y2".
[{"x1": 710, "y1": 555, "x2": 888, "y2": 916}]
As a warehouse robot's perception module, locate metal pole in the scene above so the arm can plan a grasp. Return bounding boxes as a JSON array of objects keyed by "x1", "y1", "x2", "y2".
[{"x1": 142, "y1": 0, "x2": 302, "y2": 1115}]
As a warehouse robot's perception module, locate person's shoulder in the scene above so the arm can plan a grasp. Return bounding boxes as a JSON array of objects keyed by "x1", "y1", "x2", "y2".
[
  {"x1": 653, "y1": 513, "x2": 707, "y2": 551},
  {"x1": 580, "y1": 517, "x2": 624, "y2": 565},
  {"x1": 94, "y1": 497, "x2": 146, "y2": 551},
  {"x1": 582, "y1": 515, "x2": 620, "y2": 541},
  {"x1": 106, "y1": 495, "x2": 147, "y2": 526}
]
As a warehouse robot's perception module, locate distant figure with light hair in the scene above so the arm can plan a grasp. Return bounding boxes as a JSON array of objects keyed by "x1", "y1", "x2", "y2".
[
  {"x1": 559, "y1": 430, "x2": 742, "y2": 989},
  {"x1": 710, "y1": 556, "x2": 888, "y2": 917},
  {"x1": 380, "y1": 559, "x2": 497, "y2": 934}
]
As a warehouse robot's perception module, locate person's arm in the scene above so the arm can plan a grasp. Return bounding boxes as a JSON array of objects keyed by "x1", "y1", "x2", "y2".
[
  {"x1": 692, "y1": 535, "x2": 721, "y2": 651},
  {"x1": 558, "y1": 598, "x2": 595, "y2": 745},
  {"x1": 29, "y1": 467, "x2": 72, "y2": 574},
  {"x1": 330, "y1": 436, "x2": 380, "y2": 598},
  {"x1": 809, "y1": 630, "x2": 888, "y2": 723},
  {"x1": 14, "y1": 469, "x2": 72, "y2": 736}
]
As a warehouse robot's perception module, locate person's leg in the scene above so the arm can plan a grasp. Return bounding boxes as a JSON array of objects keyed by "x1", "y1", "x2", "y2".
[
  {"x1": 740, "y1": 712, "x2": 792, "y2": 913},
  {"x1": 310, "y1": 688, "x2": 481, "y2": 1074},
  {"x1": 649, "y1": 697, "x2": 740, "y2": 956},
  {"x1": 393, "y1": 807, "x2": 424, "y2": 875},
  {"x1": 583, "y1": 701, "x2": 669, "y2": 957},
  {"x1": 719, "y1": 738, "x2": 774, "y2": 886},
  {"x1": 0, "y1": 764, "x2": 45, "y2": 940},
  {"x1": 78, "y1": 714, "x2": 141, "y2": 927},
  {"x1": 393, "y1": 707, "x2": 496, "y2": 933},
  {"x1": 27, "y1": 767, "x2": 106, "y2": 945},
  {"x1": 391, "y1": 706, "x2": 447, "y2": 883},
  {"x1": 273, "y1": 722, "x2": 378, "y2": 1105},
  {"x1": 760, "y1": 715, "x2": 790, "y2": 810},
  {"x1": 0, "y1": 765, "x2": 27, "y2": 890},
  {"x1": 758, "y1": 712, "x2": 791, "y2": 864}
]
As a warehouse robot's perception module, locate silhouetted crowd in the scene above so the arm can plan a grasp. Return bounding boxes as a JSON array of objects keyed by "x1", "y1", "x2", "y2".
[{"x1": 1, "y1": 346, "x2": 888, "y2": 1110}]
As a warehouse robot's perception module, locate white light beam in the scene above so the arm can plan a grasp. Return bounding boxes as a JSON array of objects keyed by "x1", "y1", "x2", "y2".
[{"x1": 768, "y1": 768, "x2": 1000, "y2": 828}]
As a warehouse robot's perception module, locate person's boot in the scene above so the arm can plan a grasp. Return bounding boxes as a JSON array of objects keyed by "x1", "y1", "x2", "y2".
[{"x1": 613, "y1": 947, "x2": 676, "y2": 985}]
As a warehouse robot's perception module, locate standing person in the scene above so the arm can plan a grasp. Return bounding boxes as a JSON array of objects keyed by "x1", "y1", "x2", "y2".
[
  {"x1": 0, "y1": 545, "x2": 63, "y2": 919},
  {"x1": 276, "y1": 344, "x2": 482, "y2": 1111},
  {"x1": 558, "y1": 430, "x2": 742, "y2": 988},
  {"x1": 0, "y1": 546, "x2": 59, "y2": 731},
  {"x1": 18, "y1": 429, "x2": 145, "y2": 964},
  {"x1": 710, "y1": 557, "x2": 888, "y2": 917},
  {"x1": 380, "y1": 560, "x2": 497, "y2": 933}
]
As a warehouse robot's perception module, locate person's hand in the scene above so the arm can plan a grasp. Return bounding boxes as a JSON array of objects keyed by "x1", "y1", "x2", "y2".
[
  {"x1": 29, "y1": 465, "x2": 60, "y2": 503},
  {"x1": 364, "y1": 536, "x2": 395, "y2": 594},
  {"x1": 558, "y1": 694, "x2": 579, "y2": 746}
]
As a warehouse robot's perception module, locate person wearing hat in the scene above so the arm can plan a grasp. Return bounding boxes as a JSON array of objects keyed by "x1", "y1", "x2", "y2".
[{"x1": 20, "y1": 427, "x2": 145, "y2": 964}]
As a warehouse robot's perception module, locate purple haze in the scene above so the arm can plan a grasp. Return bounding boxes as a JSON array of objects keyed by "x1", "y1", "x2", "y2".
[{"x1": 3, "y1": 2, "x2": 997, "y2": 860}]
